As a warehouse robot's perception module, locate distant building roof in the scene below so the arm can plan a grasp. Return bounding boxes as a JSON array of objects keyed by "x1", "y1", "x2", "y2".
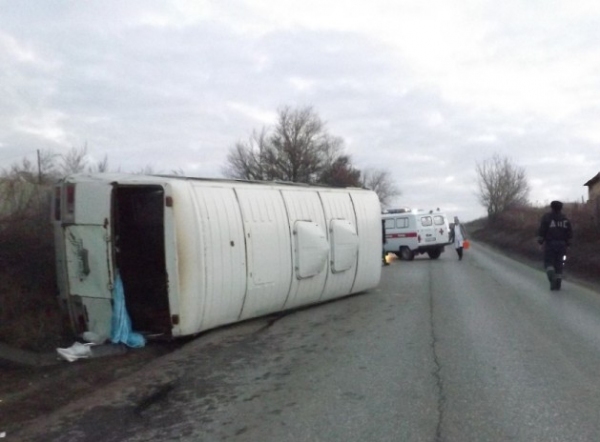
[{"x1": 584, "y1": 172, "x2": 600, "y2": 187}]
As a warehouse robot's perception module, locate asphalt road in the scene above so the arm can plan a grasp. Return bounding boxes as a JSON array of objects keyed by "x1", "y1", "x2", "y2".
[{"x1": 16, "y1": 242, "x2": 600, "y2": 442}]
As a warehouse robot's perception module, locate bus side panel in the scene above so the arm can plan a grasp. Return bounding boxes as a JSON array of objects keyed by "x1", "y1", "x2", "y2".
[
  {"x1": 61, "y1": 180, "x2": 114, "y2": 337},
  {"x1": 162, "y1": 183, "x2": 180, "y2": 337},
  {"x1": 280, "y1": 189, "x2": 328, "y2": 309},
  {"x1": 192, "y1": 185, "x2": 247, "y2": 331},
  {"x1": 318, "y1": 191, "x2": 358, "y2": 301},
  {"x1": 65, "y1": 225, "x2": 113, "y2": 299},
  {"x1": 350, "y1": 191, "x2": 382, "y2": 293},
  {"x1": 74, "y1": 181, "x2": 114, "y2": 225},
  {"x1": 80, "y1": 297, "x2": 113, "y2": 340},
  {"x1": 64, "y1": 181, "x2": 114, "y2": 300},
  {"x1": 171, "y1": 182, "x2": 204, "y2": 336},
  {"x1": 236, "y1": 188, "x2": 292, "y2": 320}
]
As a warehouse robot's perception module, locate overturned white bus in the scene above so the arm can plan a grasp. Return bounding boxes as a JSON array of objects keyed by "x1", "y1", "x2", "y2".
[{"x1": 52, "y1": 173, "x2": 382, "y2": 341}]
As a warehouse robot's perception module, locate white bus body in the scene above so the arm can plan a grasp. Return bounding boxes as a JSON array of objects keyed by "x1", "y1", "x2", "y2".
[
  {"x1": 382, "y1": 209, "x2": 451, "y2": 260},
  {"x1": 52, "y1": 174, "x2": 382, "y2": 339}
]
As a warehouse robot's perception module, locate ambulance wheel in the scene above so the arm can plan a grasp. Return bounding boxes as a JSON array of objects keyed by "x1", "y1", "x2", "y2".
[
  {"x1": 427, "y1": 249, "x2": 441, "y2": 259},
  {"x1": 400, "y1": 247, "x2": 414, "y2": 261}
]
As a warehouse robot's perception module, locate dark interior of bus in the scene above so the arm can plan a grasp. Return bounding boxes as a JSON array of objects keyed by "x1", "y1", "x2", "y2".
[{"x1": 114, "y1": 185, "x2": 172, "y2": 337}]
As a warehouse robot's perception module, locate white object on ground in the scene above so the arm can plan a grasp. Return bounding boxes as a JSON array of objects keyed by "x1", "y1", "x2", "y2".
[{"x1": 56, "y1": 342, "x2": 93, "y2": 362}]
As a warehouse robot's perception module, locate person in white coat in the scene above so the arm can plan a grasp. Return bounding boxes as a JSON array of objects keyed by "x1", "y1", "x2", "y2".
[{"x1": 451, "y1": 216, "x2": 467, "y2": 260}]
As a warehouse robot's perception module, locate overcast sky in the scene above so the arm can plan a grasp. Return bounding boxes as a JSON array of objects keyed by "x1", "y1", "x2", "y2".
[{"x1": 1, "y1": 1, "x2": 599, "y2": 221}]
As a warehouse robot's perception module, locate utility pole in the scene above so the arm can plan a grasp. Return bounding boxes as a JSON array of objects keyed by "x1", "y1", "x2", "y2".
[{"x1": 37, "y1": 149, "x2": 42, "y2": 184}]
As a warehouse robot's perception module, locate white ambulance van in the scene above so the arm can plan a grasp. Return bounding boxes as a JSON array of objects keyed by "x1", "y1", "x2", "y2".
[
  {"x1": 52, "y1": 173, "x2": 382, "y2": 341},
  {"x1": 382, "y1": 208, "x2": 451, "y2": 260}
]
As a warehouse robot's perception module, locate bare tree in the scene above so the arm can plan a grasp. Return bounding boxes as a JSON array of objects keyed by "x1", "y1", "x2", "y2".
[
  {"x1": 2, "y1": 150, "x2": 58, "y2": 185},
  {"x1": 222, "y1": 128, "x2": 272, "y2": 180},
  {"x1": 361, "y1": 168, "x2": 401, "y2": 207},
  {"x1": 0, "y1": 171, "x2": 38, "y2": 219},
  {"x1": 0, "y1": 150, "x2": 61, "y2": 226},
  {"x1": 223, "y1": 106, "x2": 349, "y2": 184},
  {"x1": 60, "y1": 145, "x2": 89, "y2": 175},
  {"x1": 319, "y1": 155, "x2": 361, "y2": 187},
  {"x1": 88, "y1": 154, "x2": 109, "y2": 173},
  {"x1": 269, "y1": 106, "x2": 340, "y2": 183},
  {"x1": 5, "y1": 157, "x2": 37, "y2": 184},
  {"x1": 37, "y1": 150, "x2": 60, "y2": 183},
  {"x1": 0, "y1": 150, "x2": 61, "y2": 240},
  {"x1": 476, "y1": 153, "x2": 530, "y2": 220}
]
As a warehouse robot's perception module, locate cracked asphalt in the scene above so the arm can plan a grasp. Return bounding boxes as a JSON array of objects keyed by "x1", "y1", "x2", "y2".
[{"x1": 13, "y1": 242, "x2": 600, "y2": 441}]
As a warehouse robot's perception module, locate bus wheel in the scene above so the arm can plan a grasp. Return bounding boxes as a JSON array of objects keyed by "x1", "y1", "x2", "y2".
[
  {"x1": 400, "y1": 247, "x2": 414, "y2": 261},
  {"x1": 427, "y1": 249, "x2": 441, "y2": 259}
]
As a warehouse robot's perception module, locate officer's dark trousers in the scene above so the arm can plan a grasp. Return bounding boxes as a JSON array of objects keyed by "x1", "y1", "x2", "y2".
[{"x1": 544, "y1": 240, "x2": 567, "y2": 277}]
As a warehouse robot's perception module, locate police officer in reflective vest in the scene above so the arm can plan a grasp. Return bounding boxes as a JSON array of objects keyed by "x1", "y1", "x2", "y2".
[{"x1": 537, "y1": 200, "x2": 573, "y2": 290}]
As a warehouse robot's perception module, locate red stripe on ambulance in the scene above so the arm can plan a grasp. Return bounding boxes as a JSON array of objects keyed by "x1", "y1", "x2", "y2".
[{"x1": 386, "y1": 232, "x2": 417, "y2": 239}]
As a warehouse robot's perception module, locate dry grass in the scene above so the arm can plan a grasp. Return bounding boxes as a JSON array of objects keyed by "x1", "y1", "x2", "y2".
[{"x1": 0, "y1": 182, "x2": 70, "y2": 351}]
